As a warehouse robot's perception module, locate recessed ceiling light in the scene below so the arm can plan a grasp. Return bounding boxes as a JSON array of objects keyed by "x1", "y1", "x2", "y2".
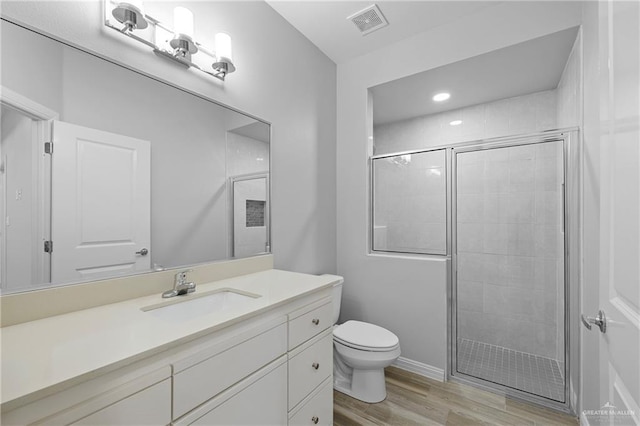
[
  {"x1": 433, "y1": 92, "x2": 450, "y2": 102},
  {"x1": 449, "y1": 120, "x2": 462, "y2": 126}
]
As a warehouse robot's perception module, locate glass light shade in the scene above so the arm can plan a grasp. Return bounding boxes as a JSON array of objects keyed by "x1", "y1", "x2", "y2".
[
  {"x1": 215, "y1": 32, "x2": 233, "y2": 61},
  {"x1": 174, "y1": 7, "x2": 194, "y2": 39}
]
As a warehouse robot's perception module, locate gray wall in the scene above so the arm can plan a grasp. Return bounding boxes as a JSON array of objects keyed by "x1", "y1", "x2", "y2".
[
  {"x1": 0, "y1": 0, "x2": 337, "y2": 276},
  {"x1": 1, "y1": 107, "x2": 36, "y2": 290},
  {"x1": 337, "y1": 1, "x2": 583, "y2": 373}
]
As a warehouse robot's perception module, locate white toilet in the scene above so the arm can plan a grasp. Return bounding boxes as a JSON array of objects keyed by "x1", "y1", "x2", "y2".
[{"x1": 331, "y1": 279, "x2": 401, "y2": 403}]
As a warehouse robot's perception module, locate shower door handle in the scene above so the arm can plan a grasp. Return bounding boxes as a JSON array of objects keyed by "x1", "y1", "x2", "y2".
[{"x1": 581, "y1": 310, "x2": 607, "y2": 333}]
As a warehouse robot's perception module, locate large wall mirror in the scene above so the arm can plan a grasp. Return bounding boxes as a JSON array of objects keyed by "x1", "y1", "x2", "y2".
[{"x1": 0, "y1": 19, "x2": 270, "y2": 294}]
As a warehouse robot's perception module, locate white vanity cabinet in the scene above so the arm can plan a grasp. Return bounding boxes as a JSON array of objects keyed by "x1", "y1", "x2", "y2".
[{"x1": 1, "y1": 286, "x2": 334, "y2": 426}]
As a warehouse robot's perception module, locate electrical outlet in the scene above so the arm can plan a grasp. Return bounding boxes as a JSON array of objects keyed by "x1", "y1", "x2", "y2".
[{"x1": 15, "y1": 189, "x2": 22, "y2": 201}]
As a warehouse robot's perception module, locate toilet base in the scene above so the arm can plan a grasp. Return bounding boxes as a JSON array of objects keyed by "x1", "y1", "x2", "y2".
[{"x1": 334, "y1": 367, "x2": 387, "y2": 403}]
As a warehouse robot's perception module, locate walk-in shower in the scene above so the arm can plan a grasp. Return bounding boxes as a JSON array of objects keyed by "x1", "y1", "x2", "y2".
[
  {"x1": 451, "y1": 136, "x2": 570, "y2": 406},
  {"x1": 370, "y1": 130, "x2": 577, "y2": 411}
]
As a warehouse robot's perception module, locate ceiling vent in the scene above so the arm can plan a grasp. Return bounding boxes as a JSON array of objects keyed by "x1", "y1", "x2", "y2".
[{"x1": 347, "y1": 4, "x2": 388, "y2": 36}]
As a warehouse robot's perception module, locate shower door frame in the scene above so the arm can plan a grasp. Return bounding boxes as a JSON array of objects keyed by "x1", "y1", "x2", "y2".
[{"x1": 448, "y1": 129, "x2": 579, "y2": 414}]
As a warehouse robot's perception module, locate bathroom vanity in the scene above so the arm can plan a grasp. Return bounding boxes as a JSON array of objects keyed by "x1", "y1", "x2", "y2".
[{"x1": 0, "y1": 269, "x2": 338, "y2": 425}]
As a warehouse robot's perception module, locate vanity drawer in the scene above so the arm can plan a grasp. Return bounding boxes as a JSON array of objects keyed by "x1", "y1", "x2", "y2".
[
  {"x1": 288, "y1": 329, "x2": 333, "y2": 410},
  {"x1": 173, "y1": 322, "x2": 287, "y2": 419},
  {"x1": 72, "y1": 379, "x2": 171, "y2": 426},
  {"x1": 175, "y1": 357, "x2": 287, "y2": 426},
  {"x1": 288, "y1": 299, "x2": 332, "y2": 350},
  {"x1": 288, "y1": 377, "x2": 332, "y2": 426}
]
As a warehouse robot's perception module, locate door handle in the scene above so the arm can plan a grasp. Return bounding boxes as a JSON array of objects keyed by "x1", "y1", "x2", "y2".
[
  {"x1": 581, "y1": 310, "x2": 606, "y2": 333},
  {"x1": 136, "y1": 248, "x2": 149, "y2": 256}
]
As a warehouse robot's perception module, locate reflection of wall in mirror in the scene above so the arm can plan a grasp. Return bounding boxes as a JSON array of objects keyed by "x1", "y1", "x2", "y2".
[
  {"x1": 0, "y1": 107, "x2": 37, "y2": 291},
  {"x1": 0, "y1": 21, "x2": 265, "y2": 290},
  {"x1": 227, "y1": 126, "x2": 269, "y2": 258},
  {"x1": 227, "y1": 126, "x2": 270, "y2": 177}
]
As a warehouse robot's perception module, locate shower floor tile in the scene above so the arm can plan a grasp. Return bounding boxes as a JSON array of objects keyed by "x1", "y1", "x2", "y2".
[{"x1": 457, "y1": 338, "x2": 565, "y2": 402}]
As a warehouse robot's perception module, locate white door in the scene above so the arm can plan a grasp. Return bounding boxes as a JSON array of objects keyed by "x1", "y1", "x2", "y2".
[
  {"x1": 51, "y1": 121, "x2": 151, "y2": 283},
  {"x1": 592, "y1": 0, "x2": 640, "y2": 423},
  {"x1": 232, "y1": 176, "x2": 268, "y2": 258}
]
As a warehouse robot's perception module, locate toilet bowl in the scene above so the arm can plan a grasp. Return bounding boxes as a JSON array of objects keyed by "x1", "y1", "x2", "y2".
[{"x1": 328, "y1": 277, "x2": 401, "y2": 403}]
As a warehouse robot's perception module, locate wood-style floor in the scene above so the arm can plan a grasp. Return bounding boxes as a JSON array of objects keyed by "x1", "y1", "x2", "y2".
[{"x1": 333, "y1": 366, "x2": 579, "y2": 425}]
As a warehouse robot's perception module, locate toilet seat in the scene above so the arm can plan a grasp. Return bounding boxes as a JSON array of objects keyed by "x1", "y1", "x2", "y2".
[{"x1": 333, "y1": 320, "x2": 399, "y2": 352}]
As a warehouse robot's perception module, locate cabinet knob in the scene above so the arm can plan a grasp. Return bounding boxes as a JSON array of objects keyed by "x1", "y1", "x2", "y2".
[
  {"x1": 312, "y1": 318, "x2": 320, "y2": 325},
  {"x1": 312, "y1": 362, "x2": 319, "y2": 370},
  {"x1": 312, "y1": 416, "x2": 319, "y2": 424}
]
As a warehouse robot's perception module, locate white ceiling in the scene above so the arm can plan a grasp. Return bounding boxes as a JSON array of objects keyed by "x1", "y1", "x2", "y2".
[
  {"x1": 370, "y1": 26, "x2": 579, "y2": 124},
  {"x1": 266, "y1": 1, "x2": 500, "y2": 64},
  {"x1": 266, "y1": 2, "x2": 579, "y2": 125}
]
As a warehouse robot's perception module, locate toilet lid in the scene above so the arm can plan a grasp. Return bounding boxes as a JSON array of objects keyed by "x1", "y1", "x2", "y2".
[{"x1": 333, "y1": 320, "x2": 399, "y2": 350}]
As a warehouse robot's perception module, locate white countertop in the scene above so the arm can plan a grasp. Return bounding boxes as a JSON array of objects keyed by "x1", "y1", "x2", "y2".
[{"x1": 0, "y1": 269, "x2": 340, "y2": 406}]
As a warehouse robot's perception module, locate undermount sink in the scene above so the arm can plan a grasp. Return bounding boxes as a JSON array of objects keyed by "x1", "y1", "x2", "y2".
[{"x1": 142, "y1": 288, "x2": 261, "y2": 322}]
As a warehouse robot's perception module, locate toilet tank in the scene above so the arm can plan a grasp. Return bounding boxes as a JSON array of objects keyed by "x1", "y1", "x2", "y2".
[
  {"x1": 320, "y1": 275, "x2": 344, "y2": 325},
  {"x1": 332, "y1": 279, "x2": 343, "y2": 325}
]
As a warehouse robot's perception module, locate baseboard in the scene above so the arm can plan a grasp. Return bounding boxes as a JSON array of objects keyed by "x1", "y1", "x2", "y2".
[{"x1": 392, "y1": 357, "x2": 445, "y2": 382}]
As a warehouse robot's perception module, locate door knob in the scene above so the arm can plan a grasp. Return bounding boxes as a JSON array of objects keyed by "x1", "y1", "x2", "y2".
[
  {"x1": 136, "y1": 248, "x2": 149, "y2": 256},
  {"x1": 581, "y1": 310, "x2": 606, "y2": 333}
]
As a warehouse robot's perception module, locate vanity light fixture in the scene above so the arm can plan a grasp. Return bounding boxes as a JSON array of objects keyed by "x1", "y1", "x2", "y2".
[
  {"x1": 104, "y1": 0, "x2": 236, "y2": 81},
  {"x1": 432, "y1": 92, "x2": 451, "y2": 102}
]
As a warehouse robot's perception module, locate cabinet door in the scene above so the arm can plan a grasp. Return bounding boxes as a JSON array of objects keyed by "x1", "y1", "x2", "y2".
[
  {"x1": 186, "y1": 362, "x2": 287, "y2": 426},
  {"x1": 72, "y1": 379, "x2": 171, "y2": 426}
]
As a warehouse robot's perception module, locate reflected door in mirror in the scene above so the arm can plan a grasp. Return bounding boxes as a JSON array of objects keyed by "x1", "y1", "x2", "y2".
[{"x1": 51, "y1": 121, "x2": 151, "y2": 282}]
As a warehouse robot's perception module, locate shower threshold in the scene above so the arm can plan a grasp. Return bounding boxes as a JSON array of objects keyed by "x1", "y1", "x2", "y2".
[{"x1": 456, "y1": 338, "x2": 565, "y2": 402}]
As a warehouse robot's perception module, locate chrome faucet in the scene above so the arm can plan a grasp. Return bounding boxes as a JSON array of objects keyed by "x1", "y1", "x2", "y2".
[{"x1": 162, "y1": 270, "x2": 196, "y2": 298}]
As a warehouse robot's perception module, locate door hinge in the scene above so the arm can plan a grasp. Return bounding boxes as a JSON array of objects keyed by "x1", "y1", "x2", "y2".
[
  {"x1": 44, "y1": 240, "x2": 53, "y2": 253},
  {"x1": 44, "y1": 142, "x2": 53, "y2": 154}
]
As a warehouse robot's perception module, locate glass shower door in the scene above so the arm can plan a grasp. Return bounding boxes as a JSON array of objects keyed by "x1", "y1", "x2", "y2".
[{"x1": 453, "y1": 140, "x2": 566, "y2": 402}]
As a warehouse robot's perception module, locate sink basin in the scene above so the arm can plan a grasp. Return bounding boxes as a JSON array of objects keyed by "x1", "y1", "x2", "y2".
[{"x1": 142, "y1": 288, "x2": 261, "y2": 322}]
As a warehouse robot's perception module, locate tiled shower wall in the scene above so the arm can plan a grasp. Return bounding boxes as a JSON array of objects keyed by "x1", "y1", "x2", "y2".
[
  {"x1": 456, "y1": 142, "x2": 564, "y2": 359},
  {"x1": 226, "y1": 132, "x2": 269, "y2": 177},
  {"x1": 373, "y1": 89, "x2": 557, "y2": 155}
]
